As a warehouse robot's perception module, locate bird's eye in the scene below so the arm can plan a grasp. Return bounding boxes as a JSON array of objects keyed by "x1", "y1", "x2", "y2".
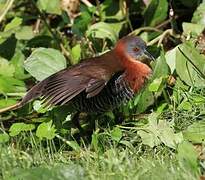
[{"x1": 133, "y1": 47, "x2": 139, "y2": 52}]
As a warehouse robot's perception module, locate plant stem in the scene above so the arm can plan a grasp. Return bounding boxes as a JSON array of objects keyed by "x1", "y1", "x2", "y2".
[
  {"x1": 0, "y1": 0, "x2": 15, "y2": 23},
  {"x1": 30, "y1": 0, "x2": 61, "y2": 48}
]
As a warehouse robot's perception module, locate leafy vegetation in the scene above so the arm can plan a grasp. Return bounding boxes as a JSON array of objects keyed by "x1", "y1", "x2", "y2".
[{"x1": 0, "y1": 0, "x2": 205, "y2": 179}]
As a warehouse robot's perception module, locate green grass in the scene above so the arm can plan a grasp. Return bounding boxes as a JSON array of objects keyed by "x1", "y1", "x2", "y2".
[
  {"x1": 1, "y1": 87, "x2": 205, "y2": 180},
  {"x1": 0, "y1": 140, "x2": 199, "y2": 180}
]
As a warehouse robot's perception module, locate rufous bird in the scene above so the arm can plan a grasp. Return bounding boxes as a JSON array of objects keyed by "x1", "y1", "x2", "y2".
[{"x1": 0, "y1": 35, "x2": 154, "y2": 114}]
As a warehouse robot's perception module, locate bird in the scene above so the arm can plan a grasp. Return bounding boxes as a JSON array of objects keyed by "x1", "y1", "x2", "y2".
[{"x1": 0, "y1": 35, "x2": 154, "y2": 115}]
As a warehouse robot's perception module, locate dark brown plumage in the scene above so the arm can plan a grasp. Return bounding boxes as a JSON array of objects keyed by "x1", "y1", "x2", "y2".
[{"x1": 0, "y1": 35, "x2": 154, "y2": 114}]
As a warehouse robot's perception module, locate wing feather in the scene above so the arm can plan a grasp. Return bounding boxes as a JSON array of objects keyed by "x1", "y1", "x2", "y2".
[{"x1": 20, "y1": 61, "x2": 113, "y2": 107}]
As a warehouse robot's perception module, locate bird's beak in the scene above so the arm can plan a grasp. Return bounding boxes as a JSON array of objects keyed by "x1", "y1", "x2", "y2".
[{"x1": 144, "y1": 49, "x2": 155, "y2": 61}]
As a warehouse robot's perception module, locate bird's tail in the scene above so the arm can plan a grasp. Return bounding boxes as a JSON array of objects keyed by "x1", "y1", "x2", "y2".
[
  {"x1": 0, "y1": 79, "x2": 47, "y2": 114},
  {"x1": 0, "y1": 102, "x2": 22, "y2": 113}
]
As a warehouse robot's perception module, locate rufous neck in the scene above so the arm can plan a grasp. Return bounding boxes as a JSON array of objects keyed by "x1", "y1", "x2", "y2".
[{"x1": 113, "y1": 45, "x2": 152, "y2": 93}]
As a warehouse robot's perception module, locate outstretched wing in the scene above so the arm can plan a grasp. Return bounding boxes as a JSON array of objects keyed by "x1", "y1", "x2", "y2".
[{"x1": 20, "y1": 61, "x2": 112, "y2": 107}]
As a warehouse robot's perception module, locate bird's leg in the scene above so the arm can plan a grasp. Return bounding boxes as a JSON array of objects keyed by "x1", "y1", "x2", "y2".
[
  {"x1": 71, "y1": 111, "x2": 84, "y2": 133},
  {"x1": 113, "y1": 109, "x2": 126, "y2": 124},
  {"x1": 114, "y1": 112, "x2": 125, "y2": 124}
]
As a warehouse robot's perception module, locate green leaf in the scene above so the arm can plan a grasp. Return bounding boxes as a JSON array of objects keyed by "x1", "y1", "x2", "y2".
[
  {"x1": 70, "y1": 44, "x2": 81, "y2": 64},
  {"x1": 152, "y1": 49, "x2": 170, "y2": 79},
  {"x1": 144, "y1": 0, "x2": 168, "y2": 26},
  {"x1": 177, "y1": 141, "x2": 199, "y2": 175},
  {"x1": 0, "y1": 75, "x2": 26, "y2": 94},
  {"x1": 138, "y1": 129, "x2": 161, "y2": 148},
  {"x1": 9, "y1": 123, "x2": 35, "y2": 136},
  {"x1": 37, "y1": 0, "x2": 61, "y2": 15},
  {"x1": 183, "y1": 120, "x2": 205, "y2": 143},
  {"x1": 182, "y1": 22, "x2": 205, "y2": 36},
  {"x1": 11, "y1": 51, "x2": 30, "y2": 79},
  {"x1": 176, "y1": 42, "x2": 205, "y2": 87},
  {"x1": 64, "y1": 140, "x2": 81, "y2": 151},
  {"x1": 24, "y1": 48, "x2": 67, "y2": 81},
  {"x1": 135, "y1": 50, "x2": 169, "y2": 113},
  {"x1": 0, "y1": 57, "x2": 15, "y2": 77},
  {"x1": 148, "y1": 77, "x2": 163, "y2": 92},
  {"x1": 135, "y1": 89, "x2": 154, "y2": 113},
  {"x1": 26, "y1": 35, "x2": 53, "y2": 48},
  {"x1": 15, "y1": 26, "x2": 34, "y2": 40},
  {"x1": 0, "y1": 35, "x2": 17, "y2": 60},
  {"x1": 33, "y1": 100, "x2": 49, "y2": 113},
  {"x1": 4, "y1": 17, "x2": 22, "y2": 31},
  {"x1": 138, "y1": 113, "x2": 183, "y2": 149},
  {"x1": 178, "y1": 101, "x2": 192, "y2": 111},
  {"x1": 192, "y1": 2, "x2": 205, "y2": 25},
  {"x1": 87, "y1": 22, "x2": 118, "y2": 43},
  {"x1": 165, "y1": 47, "x2": 177, "y2": 74},
  {"x1": 0, "y1": 133, "x2": 9, "y2": 143},
  {"x1": 36, "y1": 120, "x2": 56, "y2": 140},
  {"x1": 111, "y1": 127, "x2": 122, "y2": 142},
  {"x1": 72, "y1": 11, "x2": 92, "y2": 37},
  {"x1": 100, "y1": 0, "x2": 124, "y2": 21}
]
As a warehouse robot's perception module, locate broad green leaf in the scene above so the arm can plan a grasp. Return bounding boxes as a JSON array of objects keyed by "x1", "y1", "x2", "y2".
[
  {"x1": 111, "y1": 127, "x2": 122, "y2": 142},
  {"x1": 26, "y1": 35, "x2": 53, "y2": 48},
  {"x1": 138, "y1": 129, "x2": 161, "y2": 148},
  {"x1": 36, "y1": 120, "x2": 56, "y2": 140},
  {"x1": 177, "y1": 141, "x2": 199, "y2": 175},
  {"x1": 183, "y1": 120, "x2": 205, "y2": 143},
  {"x1": 135, "y1": 89, "x2": 154, "y2": 113},
  {"x1": 144, "y1": 0, "x2": 168, "y2": 26},
  {"x1": 0, "y1": 133, "x2": 9, "y2": 143},
  {"x1": 176, "y1": 42, "x2": 205, "y2": 87},
  {"x1": 24, "y1": 48, "x2": 67, "y2": 81},
  {"x1": 0, "y1": 57, "x2": 15, "y2": 77},
  {"x1": 165, "y1": 47, "x2": 177, "y2": 74},
  {"x1": 87, "y1": 22, "x2": 118, "y2": 43},
  {"x1": 37, "y1": 0, "x2": 61, "y2": 15},
  {"x1": 152, "y1": 49, "x2": 170, "y2": 79},
  {"x1": 138, "y1": 113, "x2": 183, "y2": 149},
  {"x1": 15, "y1": 26, "x2": 34, "y2": 40},
  {"x1": 148, "y1": 77, "x2": 163, "y2": 92},
  {"x1": 182, "y1": 22, "x2": 205, "y2": 36},
  {"x1": 9, "y1": 123, "x2": 35, "y2": 136},
  {"x1": 192, "y1": 2, "x2": 205, "y2": 25},
  {"x1": 4, "y1": 17, "x2": 22, "y2": 31}
]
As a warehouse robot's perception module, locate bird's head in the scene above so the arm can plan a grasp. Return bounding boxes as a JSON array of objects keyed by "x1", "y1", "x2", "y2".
[{"x1": 114, "y1": 35, "x2": 155, "y2": 65}]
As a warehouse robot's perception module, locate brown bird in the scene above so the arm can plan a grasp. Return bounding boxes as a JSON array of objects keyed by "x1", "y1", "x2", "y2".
[{"x1": 0, "y1": 35, "x2": 154, "y2": 114}]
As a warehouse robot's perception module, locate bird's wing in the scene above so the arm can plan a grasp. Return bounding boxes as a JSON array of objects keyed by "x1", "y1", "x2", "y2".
[{"x1": 21, "y1": 62, "x2": 112, "y2": 107}]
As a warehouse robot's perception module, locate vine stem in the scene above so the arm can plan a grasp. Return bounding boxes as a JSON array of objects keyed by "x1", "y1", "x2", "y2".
[
  {"x1": 30, "y1": 0, "x2": 60, "y2": 44},
  {"x1": 30, "y1": 0, "x2": 72, "y2": 65}
]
